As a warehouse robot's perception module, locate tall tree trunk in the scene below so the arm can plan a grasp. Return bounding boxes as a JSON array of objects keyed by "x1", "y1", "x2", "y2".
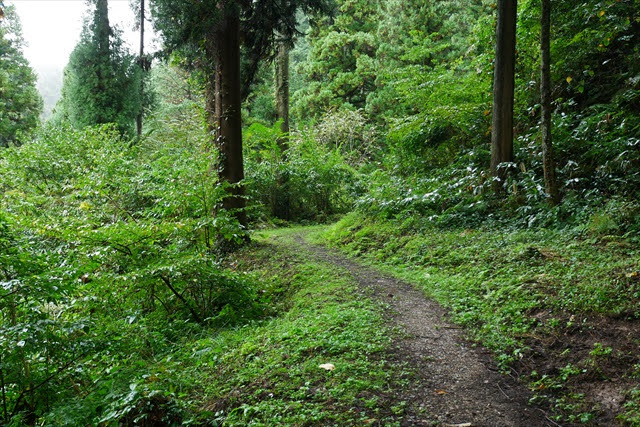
[
  {"x1": 540, "y1": 0, "x2": 560, "y2": 204},
  {"x1": 94, "y1": 0, "x2": 111, "y2": 124},
  {"x1": 205, "y1": 2, "x2": 247, "y2": 229},
  {"x1": 273, "y1": 39, "x2": 290, "y2": 219},
  {"x1": 136, "y1": 0, "x2": 144, "y2": 137},
  {"x1": 491, "y1": 0, "x2": 517, "y2": 189},
  {"x1": 275, "y1": 40, "x2": 290, "y2": 142}
]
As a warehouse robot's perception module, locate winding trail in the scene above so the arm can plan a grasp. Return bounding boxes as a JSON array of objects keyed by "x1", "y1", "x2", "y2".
[{"x1": 282, "y1": 231, "x2": 553, "y2": 427}]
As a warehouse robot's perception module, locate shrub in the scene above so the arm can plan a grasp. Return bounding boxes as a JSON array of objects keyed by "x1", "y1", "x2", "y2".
[{"x1": 244, "y1": 121, "x2": 361, "y2": 222}]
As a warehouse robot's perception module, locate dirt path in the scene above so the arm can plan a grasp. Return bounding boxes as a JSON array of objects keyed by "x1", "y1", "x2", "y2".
[{"x1": 286, "y1": 232, "x2": 554, "y2": 427}]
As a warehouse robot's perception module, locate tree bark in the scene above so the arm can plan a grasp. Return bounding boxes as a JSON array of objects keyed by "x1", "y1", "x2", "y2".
[
  {"x1": 205, "y1": 2, "x2": 247, "y2": 229},
  {"x1": 273, "y1": 39, "x2": 291, "y2": 219},
  {"x1": 491, "y1": 0, "x2": 517, "y2": 188},
  {"x1": 94, "y1": 0, "x2": 111, "y2": 124},
  {"x1": 540, "y1": 0, "x2": 560, "y2": 204},
  {"x1": 275, "y1": 40, "x2": 290, "y2": 142},
  {"x1": 136, "y1": 0, "x2": 144, "y2": 137}
]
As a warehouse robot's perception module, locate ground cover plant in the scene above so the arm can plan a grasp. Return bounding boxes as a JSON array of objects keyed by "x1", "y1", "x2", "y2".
[
  {"x1": 0, "y1": 122, "x2": 255, "y2": 425},
  {"x1": 320, "y1": 213, "x2": 640, "y2": 424},
  {"x1": 0, "y1": 127, "x2": 407, "y2": 426},
  {"x1": 168, "y1": 228, "x2": 410, "y2": 425}
]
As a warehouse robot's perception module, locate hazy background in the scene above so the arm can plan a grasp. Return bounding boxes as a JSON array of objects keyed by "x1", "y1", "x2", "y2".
[{"x1": 7, "y1": 0, "x2": 158, "y2": 118}]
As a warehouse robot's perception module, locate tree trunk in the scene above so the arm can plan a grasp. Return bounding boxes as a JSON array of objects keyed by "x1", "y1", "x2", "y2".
[
  {"x1": 94, "y1": 0, "x2": 111, "y2": 124},
  {"x1": 275, "y1": 40, "x2": 290, "y2": 142},
  {"x1": 273, "y1": 39, "x2": 291, "y2": 219},
  {"x1": 491, "y1": 0, "x2": 517, "y2": 189},
  {"x1": 540, "y1": 0, "x2": 560, "y2": 204},
  {"x1": 205, "y1": 2, "x2": 247, "y2": 229},
  {"x1": 136, "y1": 0, "x2": 144, "y2": 137}
]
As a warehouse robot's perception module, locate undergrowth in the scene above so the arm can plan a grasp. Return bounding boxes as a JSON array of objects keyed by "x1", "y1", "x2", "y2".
[
  {"x1": 169, "y1": 228, "x2": 408, "y2": 425},
  {"x1": 320, "y1": 212, "x2": 640, "y2": 425}
]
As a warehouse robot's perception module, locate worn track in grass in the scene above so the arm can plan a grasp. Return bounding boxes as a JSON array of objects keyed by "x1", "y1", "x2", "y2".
[{"x1": 277, "y1": 231, "x2": 554, "y2": 427}]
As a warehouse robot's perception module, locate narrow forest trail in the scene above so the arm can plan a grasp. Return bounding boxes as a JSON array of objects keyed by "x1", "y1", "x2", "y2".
[{"x1": 270, "y1": 230, "x2": 553, "y2": 427}]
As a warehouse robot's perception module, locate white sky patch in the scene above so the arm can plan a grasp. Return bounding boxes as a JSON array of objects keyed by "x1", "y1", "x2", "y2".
[
  {"x1": 8, "y1": 0, "x2": 157, "y2": 68},
  {"x1": 5, "y1": 0, "x2": 159, "y2": 116}
]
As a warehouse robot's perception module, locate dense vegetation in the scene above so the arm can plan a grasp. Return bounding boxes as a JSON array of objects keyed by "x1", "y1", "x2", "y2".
[
  {"x1": 0, "y1": 5, "x2": 42, "y2": 147},
  {"x1": 1, "y1": 0, "x2": 639, "y2": 424}
]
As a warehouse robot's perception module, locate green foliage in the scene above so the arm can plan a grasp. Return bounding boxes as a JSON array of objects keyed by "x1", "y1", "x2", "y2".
[
  {"x1": 243, "y1": 62, "x2": 277, "y2": 126},
  {"x1": 53, "y1": 1, "x2": 141, "y2": 135},
  {"x1": 244, "y1": 120, "x2": 360, "y2": 222},
  {"x1": 0, "y1": 5, "x2": 42, "y2": 146},
  {"x1": 0, "y1": 211, "x2": 94, "y2": 425},
  {"x1": 2, "y1": 0, "x2": 640, "y2": 423},
  {"x1": 0, "y1": 122, "x2": 256, "y2": 424},
  {"x1": 165, "y1": 228, "x2": 405, "y2": 425},
  {"x1": 549, "y1": 0, "x2": 640, "y2": 109},
  {"x1": 621, "y1": 387, "x2": 640, "y2": 426},
  {"x1": 322, "y1": 212, "x2": 640, "y2": 422},
  {"x1": 312, "y1": 108, "x2": 379, "y2": 165},
  {"x1": 286, "y1": 0, "x2": 640, "y2": 232},
  {"x1": 150, "y1": 0, "x2": 332, "y2": 94},
  {"x1": 294, "y1": 0, "x2": 379, "y2": 119}
]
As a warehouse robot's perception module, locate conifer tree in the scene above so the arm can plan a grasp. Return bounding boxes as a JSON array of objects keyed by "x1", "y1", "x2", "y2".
[
  {"x1": 490, "y1": 0, "x2": 517, "y2": 188},
  {"x1": 129, "y1": 0, "x2": 150, "y2": 137},
  {"x1": 540, "y1": 0, "x2": 560, "y2": 204},
  {"x1": 0, "y1": 5, "x2": 42, "y2": 147},
  {"x1": 56, "y1": 0, "x2": 141, "y2": 135}
]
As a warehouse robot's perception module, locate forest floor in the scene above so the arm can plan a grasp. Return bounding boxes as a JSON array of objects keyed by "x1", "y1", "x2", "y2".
[
  {"x1": 313, "y1": 215, "x2": 640, "y2": 426},
  {"x1": 284, "y1": 230, "x2": 550, "y2": 426},
  {"x1": 179, "y1": 222, "x2": 639, "y2": 426}
]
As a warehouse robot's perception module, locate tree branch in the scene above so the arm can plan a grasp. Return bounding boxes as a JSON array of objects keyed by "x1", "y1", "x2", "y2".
[{"x1": 158, "y1": 275, "x2": 203, "y2": 324}]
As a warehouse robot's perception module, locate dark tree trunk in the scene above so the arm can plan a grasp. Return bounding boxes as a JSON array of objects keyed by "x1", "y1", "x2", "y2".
[
  {"x1": 275, "y1": 40, "x2": 290, "y2": 141},
  {"x1": 491, "y1": 0, "x2": 517, "y2": 188},
  {"x1": 94, "y1": 0, "x2": 111, "y2": 124},
  {"x1": 540, "y1": 0, "x2": 560, "y2": 204},
  {"x1": 273, "y1": 39, "x2": 291, "y2": 219},
  {"x1": 136, "y1": 0, "x2": 144, "y2": 137},
  {"x1": 205, "y1": 2, "x2": 247, "y2": 229}
]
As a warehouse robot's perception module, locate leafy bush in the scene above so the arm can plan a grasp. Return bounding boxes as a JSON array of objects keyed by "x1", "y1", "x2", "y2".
[
  {"x1": 313, "y1": 109, "x2": 379, "y2": 166},
  {"x1": 0, "y1": 123, "x2": 260, "y2": 424},
  {"x1": 244, "y1": 120, "x2": 361, "y2": 222}
]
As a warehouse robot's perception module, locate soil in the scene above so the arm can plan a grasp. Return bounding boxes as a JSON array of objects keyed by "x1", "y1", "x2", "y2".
[
  {"x1": 282, "y1": 232, "x2": 555, "y2": 427},
  {"x1": 516, "y1": 310, "x2": 640, "y2": 426}
]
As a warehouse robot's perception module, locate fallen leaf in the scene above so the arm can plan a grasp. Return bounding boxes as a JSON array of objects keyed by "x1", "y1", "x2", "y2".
[
  {"x1": 598, "y1": 10, "x2": 605, "y2": 17},
  {"x1": 435, "y1": 389, "x2": 447, "y2": 395},
  {"x1": 319, "y1": 363, "x2": 335, "y2": 371}
]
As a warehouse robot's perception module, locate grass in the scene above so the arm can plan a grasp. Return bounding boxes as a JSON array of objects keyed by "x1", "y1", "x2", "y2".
[
  {"x1": 318, "y1": 212, "x2": 640, "y2": 425},
  {"x1": 128, "y1": 227, "x2": 411, "y2": 426},
  {"x1": 47, "y1": 219, "x2": 638, "y2": 425}
]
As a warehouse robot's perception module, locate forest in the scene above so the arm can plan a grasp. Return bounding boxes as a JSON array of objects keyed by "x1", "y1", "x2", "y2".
[{"x1": 0, "y1": 0, "x2": 639, "y2": 425}]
